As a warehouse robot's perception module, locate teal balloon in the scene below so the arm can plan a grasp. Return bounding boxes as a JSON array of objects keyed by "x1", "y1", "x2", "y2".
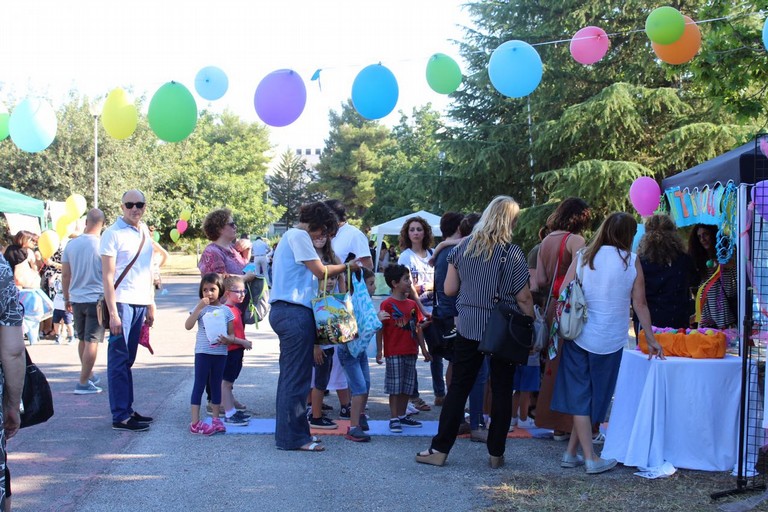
[
  {"x1": 763, "y1": 18, "x2": 768, "y2": 51},
  {"x1": 645, "y1": 6, "x2": 685, "y2": 45},
  {"x1": 195, "y1": 66, "x2": 228, "y2": 101},
  {"x1": 351, "y1": 64, "x2": 399, "y2": 120},
  {"x1": 0, "y1": 113, "x2": 9, "y2": 141},
  {"x1": 488, "y1": 40, "x2": 542, "y2": 98},
  {"x1": 426, "y1": 53, "x2": 462, "y2": 94},
  {"x1": 148, "y1": 82, "x2": 198, "y2": 142},
  {"x1": 9, "y1": 98, "x2": 58, "y2": 153}
]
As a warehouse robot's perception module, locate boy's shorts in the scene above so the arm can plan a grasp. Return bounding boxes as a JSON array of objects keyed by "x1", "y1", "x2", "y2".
[
  {"x1": 222, "y1": 348, "x2": 244, "y2": 383},
  {"x1": 52, "y1": 308, "x2": 73, "y2": 325},
  {"x1": 312, "y1": 348, "x2": 334, "y2": 391},
  {"x1": 513, "y1": 364, "x2": 541, "y2": 392},
  {"x1": 384, "y1": 354, "x2": 417, "y2": 396}
]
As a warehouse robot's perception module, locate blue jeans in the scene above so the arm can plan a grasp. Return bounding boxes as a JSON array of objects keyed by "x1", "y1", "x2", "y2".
[
  {"x1": 469, "y1": 356, "x2": 489, "y2": 429},
  {"x1": 270, "y1": 301, "x2": 315, "y2": 450},
  {"x1": 336, "y1": 344, "x2": 370, "y2": 396},
  {"x1": 107, "y1": 303, "x2": 146, "y2": 423},
  {"x1": 192, "y1": 354, "x2": 226, "y2": 406}
]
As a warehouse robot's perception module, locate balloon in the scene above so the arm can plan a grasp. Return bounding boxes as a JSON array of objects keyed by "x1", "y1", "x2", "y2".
[
  {"x1": 0, "y1": 112, "x2": 9, "y2": 141},
  {"x1": 632, "y1": 223, "x2": 646, "y2": 252},
  {"x1": 629, "y1": 177, "x2": 661, "y2": 216},
  {"x1": 55, "y1": 215, "x2": 76, "y2": 241},
  {"x1": 645, "y1": 6, "x2": 685, "y2": 45},
  {"x1": 752, "y1": 180, "x2": 768, "y2": 219},
  {"x1": 180, "y1": 208, "x2": 192, "y2": 221},
  {"x1": 763, "y1": 18, "x2": 768, "y2": 51},
  {"x1": 351, "y1": 64, "x2": 399, "y2": 120},
  {"x1": 9, "y1": 98, "x2": 58, "y2": 153},
  {"x1": 148, "y1": 82, "x2": 198, "y2": 142},
  {"x1": 652, "y1": 16, "x2": 701, "y2": 65},
  {"x1": 170, "y1": 228, "x2": 180, "y2": 243},
  {"x1": 38, "y1": 230, "x2": 60, "y2": 261},
  {"x1": 254, "y1": 69, "x2": 307, "y2": 127},
  {"x1": 488, "y1": 40, "x2": 543, "y2": 98},
  {"x1": 65, "y1": 194, "x2": 87, "y2": 219},
  {"x1": 152, "y1": 230, "x2": 160, "y2": 243},
  {"x1": 176, "y1": 219, "x2": 188, "y2": 234},
  {"x1": 570, "y1": 26, "x2": 610, "y2": 65},
  {"x1": 195, "y1": 66, "x2": 229, "y2": 101},
  {"x1": 425, "y1": 53, "x2": 462, "y2": 94},
  {"x1": 101, "y1": 88, "x2": 138, "y2": 140}
]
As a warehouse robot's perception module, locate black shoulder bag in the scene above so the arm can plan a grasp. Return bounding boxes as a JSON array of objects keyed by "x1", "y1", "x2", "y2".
[
  {"x1": 478, "y1": 245, "x2": 534, "y2": 364},
  {"x1": 20, "y1": 349, "x2": 54, "y2": 428}
]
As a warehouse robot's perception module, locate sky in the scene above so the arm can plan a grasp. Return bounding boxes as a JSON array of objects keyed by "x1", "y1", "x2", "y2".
[{"x1": 0, "y1": 0, "x2": 473, "y2": 152}]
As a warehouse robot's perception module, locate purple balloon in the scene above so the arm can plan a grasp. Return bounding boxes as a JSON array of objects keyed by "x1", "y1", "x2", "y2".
[
  {"x1": 254, "y1": 70, "x2": 307, "y2": 127},
  {"x1": 753, "y1": 180, "x2": 768, "y2": 219},
  {"x1": 629, "y1": 176, "x2": 661, "y2": 216}
]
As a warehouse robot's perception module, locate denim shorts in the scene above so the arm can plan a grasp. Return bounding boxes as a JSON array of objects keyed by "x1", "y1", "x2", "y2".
[
  {"x1": 312, "y1": 348, "x2": 334, "y2": 391},
  {"x1": 336, "y1": 344, "x2": 370, "y2": 396},
  {"x1": 513, "y1": 364, "x2": 540, "y2": 392}
]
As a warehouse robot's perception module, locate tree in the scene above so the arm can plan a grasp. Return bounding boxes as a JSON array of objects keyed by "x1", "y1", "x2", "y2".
[
  {"x1": 267, "y1": 149, "x2": 321, "y2": 225},
  {"x1": 313, "y1": 101, "x2": 395, "y2": 220}
]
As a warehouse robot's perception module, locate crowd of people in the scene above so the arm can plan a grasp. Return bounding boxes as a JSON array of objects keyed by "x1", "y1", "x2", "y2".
[{"x1": 0, "y1": 187, "x2": 741, "y2": 503}]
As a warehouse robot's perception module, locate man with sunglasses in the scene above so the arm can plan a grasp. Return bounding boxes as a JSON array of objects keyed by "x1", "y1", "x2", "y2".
[{"x1": 100, "y1": 190, "x2": 156, "y2": 432}]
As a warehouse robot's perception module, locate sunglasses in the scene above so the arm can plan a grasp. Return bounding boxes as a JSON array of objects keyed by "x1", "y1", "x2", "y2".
[
  {"x1": 124, "y1": 202, "x2": 146, "y2": 210},
  {"x1": 228, "y1": 289, "x2": 246, "y2": 294}
]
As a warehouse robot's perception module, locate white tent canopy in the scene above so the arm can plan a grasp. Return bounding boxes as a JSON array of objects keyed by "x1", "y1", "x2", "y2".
[{"x1": 369, "y1": 210, "x2": 442, "y2": 271}]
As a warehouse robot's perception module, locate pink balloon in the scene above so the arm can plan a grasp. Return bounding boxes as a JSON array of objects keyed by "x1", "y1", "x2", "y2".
[
  {"x1": 570, "y1": 26, "x2": 610, "y2": 65},
  {"x1": 629, "y1": 177, "x2": 661, "y2": 216},
  {"x1": 176, "y1": 219, "x2": 188, "y2": 234}
]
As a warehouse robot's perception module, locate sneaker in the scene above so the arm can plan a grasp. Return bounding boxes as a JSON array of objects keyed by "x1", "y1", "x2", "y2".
[
  {"x1": 592, "y1": 432, "x2": 606, "y2": 445},
  {"x1": 211, "y1": 417, "x2": 226, "y2": 434},
  {"x1": 399, "y1": 415, "x2": 422, "y2": 428},
  {"x1": 510, "y1": 416, "x2": 519, "y2": 428},
  {"x1": 230, "y1": 410, "x2": 251, "y2": 421},
  {"x1": 89, "y1": 374, "x2": 101, "y2": 386},
  {"x1": 113, "y1": 418, "x2": 149, "y2": 432},
  {"x1": 345, "y1": 426, "x2": 371, "y2": 442},
  {"x1": 54, "y1": 335, "x2": 61, "y2": 345},
  {"x1": 359, "y1": 414, "x2": 370, "y2": 432},
  {"x1": 74, "y1": 382, "x2": 102, "y2": 394},
  {"x1": 561, "y1": 452, "x2": 585, "y2": 468},
  {"x1": 553, "y1": 430, "x2": 571, "y2": 441},
  {"x1": 189, "y1": 420, "x2": 215, "y2": 436},
  {"x1": 405, "y1": 403, "x2": 420, "y2": 416},
  {"x1": 585, "y1": 457, "x2": 617, "y2": 475},
  {"x1": 339, "y1": 403, "x2": 351, "y2": 419},
  {"x1": 309, "y1": 416, "x2": 338, "y2": 430},
  {"x1": 517, "y1": 417, "x2": 535, "y2": 429},
  {"x1": 389, "y1": 419, "x2": 402, "y2": 433},
  {"x1": 131, "y1": 412, "x2": 154, "y2": 424},
  {"x1": 321, "y1": 402, "x2": 333, "y2": 411},
  {"x1": 224, "y1": 413, "x2": 248, "y2": 426},
  {"x1": 67, "y1": 336, "x2": 75, "y2": 345}
]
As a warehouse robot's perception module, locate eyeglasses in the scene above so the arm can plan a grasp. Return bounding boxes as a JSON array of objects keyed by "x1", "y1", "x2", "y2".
[
  {"x1": 123, "y1": 202, "x2": 146, "y2": 210},
  {"x1": 228, "y1": 289, "x2": 246, "y2": 294},
  {"x1": 226, "y1": 222, "x2": 236, "y2": 228}
]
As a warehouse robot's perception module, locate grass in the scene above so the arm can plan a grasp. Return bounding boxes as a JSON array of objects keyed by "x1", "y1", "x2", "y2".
[
  {"x1": 486, "y1": 471, "x2": 768, "y2": 511},
  {"x1": 161, "y1": 253, "x2": 199, "y2": 274}
]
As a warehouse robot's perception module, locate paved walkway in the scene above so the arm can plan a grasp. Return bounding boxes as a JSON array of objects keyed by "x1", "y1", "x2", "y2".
[{"x1": 9, "y1": 275, "x2": 625, "y2": 511}]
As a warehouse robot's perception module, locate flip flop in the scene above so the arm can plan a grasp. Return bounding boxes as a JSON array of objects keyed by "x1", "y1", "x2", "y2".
[
  {"x1": 298, "y1": 442, "x2": 325, "y2": 452},
  {"x1": 311, "y1": 435, "x2": 322, "y2": 443}
]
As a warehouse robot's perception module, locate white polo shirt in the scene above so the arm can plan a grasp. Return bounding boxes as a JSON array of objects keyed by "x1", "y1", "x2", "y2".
[{"x1": 100, "y1": 217, "x2": 154, "y2": 306}]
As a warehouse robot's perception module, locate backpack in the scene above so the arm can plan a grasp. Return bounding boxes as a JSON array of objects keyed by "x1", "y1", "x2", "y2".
[{"x1": 243, "y1": 275, "x2": 270, "y2": 326}]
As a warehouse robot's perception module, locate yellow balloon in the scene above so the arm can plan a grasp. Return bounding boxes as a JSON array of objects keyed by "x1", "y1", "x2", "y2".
[
  {"x1": 65, "y1": 193, "x2": 87, "y2": 218},
  {"x1": 56, "y1": 215, "x2": 76, "y2": 240},
  {"x1": 38, "y1": 230, "x2": 60, "y2": 260},
  {"x1": 101, "y1": 88, "x2": 138, "y2": 140},
  {"x1": 180, "y1": 208, "x2": 192, "y2": 221},
  {"x1": 170, "y1": 228, "x2": 180, "y2": 243}
]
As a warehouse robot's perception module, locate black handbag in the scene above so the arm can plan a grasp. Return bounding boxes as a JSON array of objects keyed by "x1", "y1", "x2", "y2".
[
  {"x1": 478, "y1": 245, "x2": 534, "y2": 364},
  {"x1": 20, "y1": 349, "x2": 54, "y2": 428}
]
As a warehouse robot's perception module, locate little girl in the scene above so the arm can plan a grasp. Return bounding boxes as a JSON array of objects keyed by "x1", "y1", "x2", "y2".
[{"x1": 185, "y1": 273, "x2": 234, "y2": 436}]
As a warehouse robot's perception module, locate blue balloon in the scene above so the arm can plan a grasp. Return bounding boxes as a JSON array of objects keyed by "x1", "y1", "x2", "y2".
[
  {"x1": 488, "y1": 40, "x2": 543, "y2": 98},
  {"x1": 763, "y1": 18, "x2": 768, "y2": 51},
  {"x1": 195, "y1": 66, "x2": 229, "y2": 101},
  {"x1": 9, "y1": 98, "x2": 58, "y2": 153},
  {"x1": 351, "y1": 64, "x2": 399, "y2": 120},
  {"x1": 632, "y1": 223, "x2": 646, "y2": 252}
]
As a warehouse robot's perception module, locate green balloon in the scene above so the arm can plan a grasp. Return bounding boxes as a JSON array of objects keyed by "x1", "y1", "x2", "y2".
[
  {"x1": 0, "y1": 113, "x2": 9, "y2": 141},
  {"x1": 426, "y1": 53, "x2": 462, "y2": 94},
  {"x1": 152, "y1": 230, "x2": 160, "y2": 243},
  {"x1": 645, "y1": 6, "x2": 685, "y2": 45},
  {"x1": 148, "y1": 82, "x2": 198, "y2": 142}
]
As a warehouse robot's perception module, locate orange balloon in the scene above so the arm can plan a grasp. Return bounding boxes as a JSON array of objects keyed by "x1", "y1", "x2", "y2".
[{"x1": 652, "y1": 16, "x2": 701, "y2": 65}]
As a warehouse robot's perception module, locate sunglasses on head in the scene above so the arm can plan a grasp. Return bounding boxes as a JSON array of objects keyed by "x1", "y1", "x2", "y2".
[{"x1": 124, "y1": 202, "x2": 146, "y2": 210}]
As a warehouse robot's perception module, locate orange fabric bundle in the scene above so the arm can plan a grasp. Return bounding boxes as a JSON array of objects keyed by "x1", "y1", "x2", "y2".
[{"x1": 638, "y1": 330, "x2": 726, "y2": 359}]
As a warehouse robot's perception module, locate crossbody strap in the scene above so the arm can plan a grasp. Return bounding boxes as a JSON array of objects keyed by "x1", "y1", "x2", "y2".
[
  {"x1": 545, "y1": 233, "x2": 571, "y2": 308},
  {"x1": 492, "y1": 244, "x2": 511, "y2": 304},
  {"x1": 114, "y1": 230, "x2": 147, "y2": 290}
]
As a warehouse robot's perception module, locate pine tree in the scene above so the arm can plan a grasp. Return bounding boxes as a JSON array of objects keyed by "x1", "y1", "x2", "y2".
[{"x1": 267, "y1": 149, "x2": 319, "y2": 226}]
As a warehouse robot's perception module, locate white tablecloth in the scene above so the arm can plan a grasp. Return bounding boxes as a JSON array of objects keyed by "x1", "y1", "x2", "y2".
[{"x1": 602, "y1": 350, "x2": 741, "y2": 471}]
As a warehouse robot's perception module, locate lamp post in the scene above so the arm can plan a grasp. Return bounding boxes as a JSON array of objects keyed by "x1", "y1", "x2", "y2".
[{"x1": 88, "y1": 100, "x2": 103, "y2": 208}]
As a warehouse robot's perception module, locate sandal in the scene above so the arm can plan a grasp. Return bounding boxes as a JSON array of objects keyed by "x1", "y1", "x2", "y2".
[
  {"x1": 298, "y1": 442, "x2": 325, "y2": 452},
  {"x1": 411, "y1": 398, "x2": 432, "y2": 412},
  {"x1": 311, "y1": 435, "x2": 322, "y2": 443},
  {"x1": 415, "y1": 448, "x2": 447, "y2": 466}
]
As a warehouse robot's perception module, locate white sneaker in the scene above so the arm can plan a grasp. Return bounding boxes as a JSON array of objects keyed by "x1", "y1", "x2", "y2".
[
  {"x1": 406, "y1": 403, "x2": 419, "y2": 416},
  {"x1": 517, "y1": 417, "x2": 535, "y2": 429},
  {"x1": 592, "y1": 432, "x2": 606, "y2": 445}
]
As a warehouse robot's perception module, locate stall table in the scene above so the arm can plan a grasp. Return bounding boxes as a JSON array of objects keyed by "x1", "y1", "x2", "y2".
[{"x1": 602, "y1": 349, "x2": 741, "y2": 471}]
